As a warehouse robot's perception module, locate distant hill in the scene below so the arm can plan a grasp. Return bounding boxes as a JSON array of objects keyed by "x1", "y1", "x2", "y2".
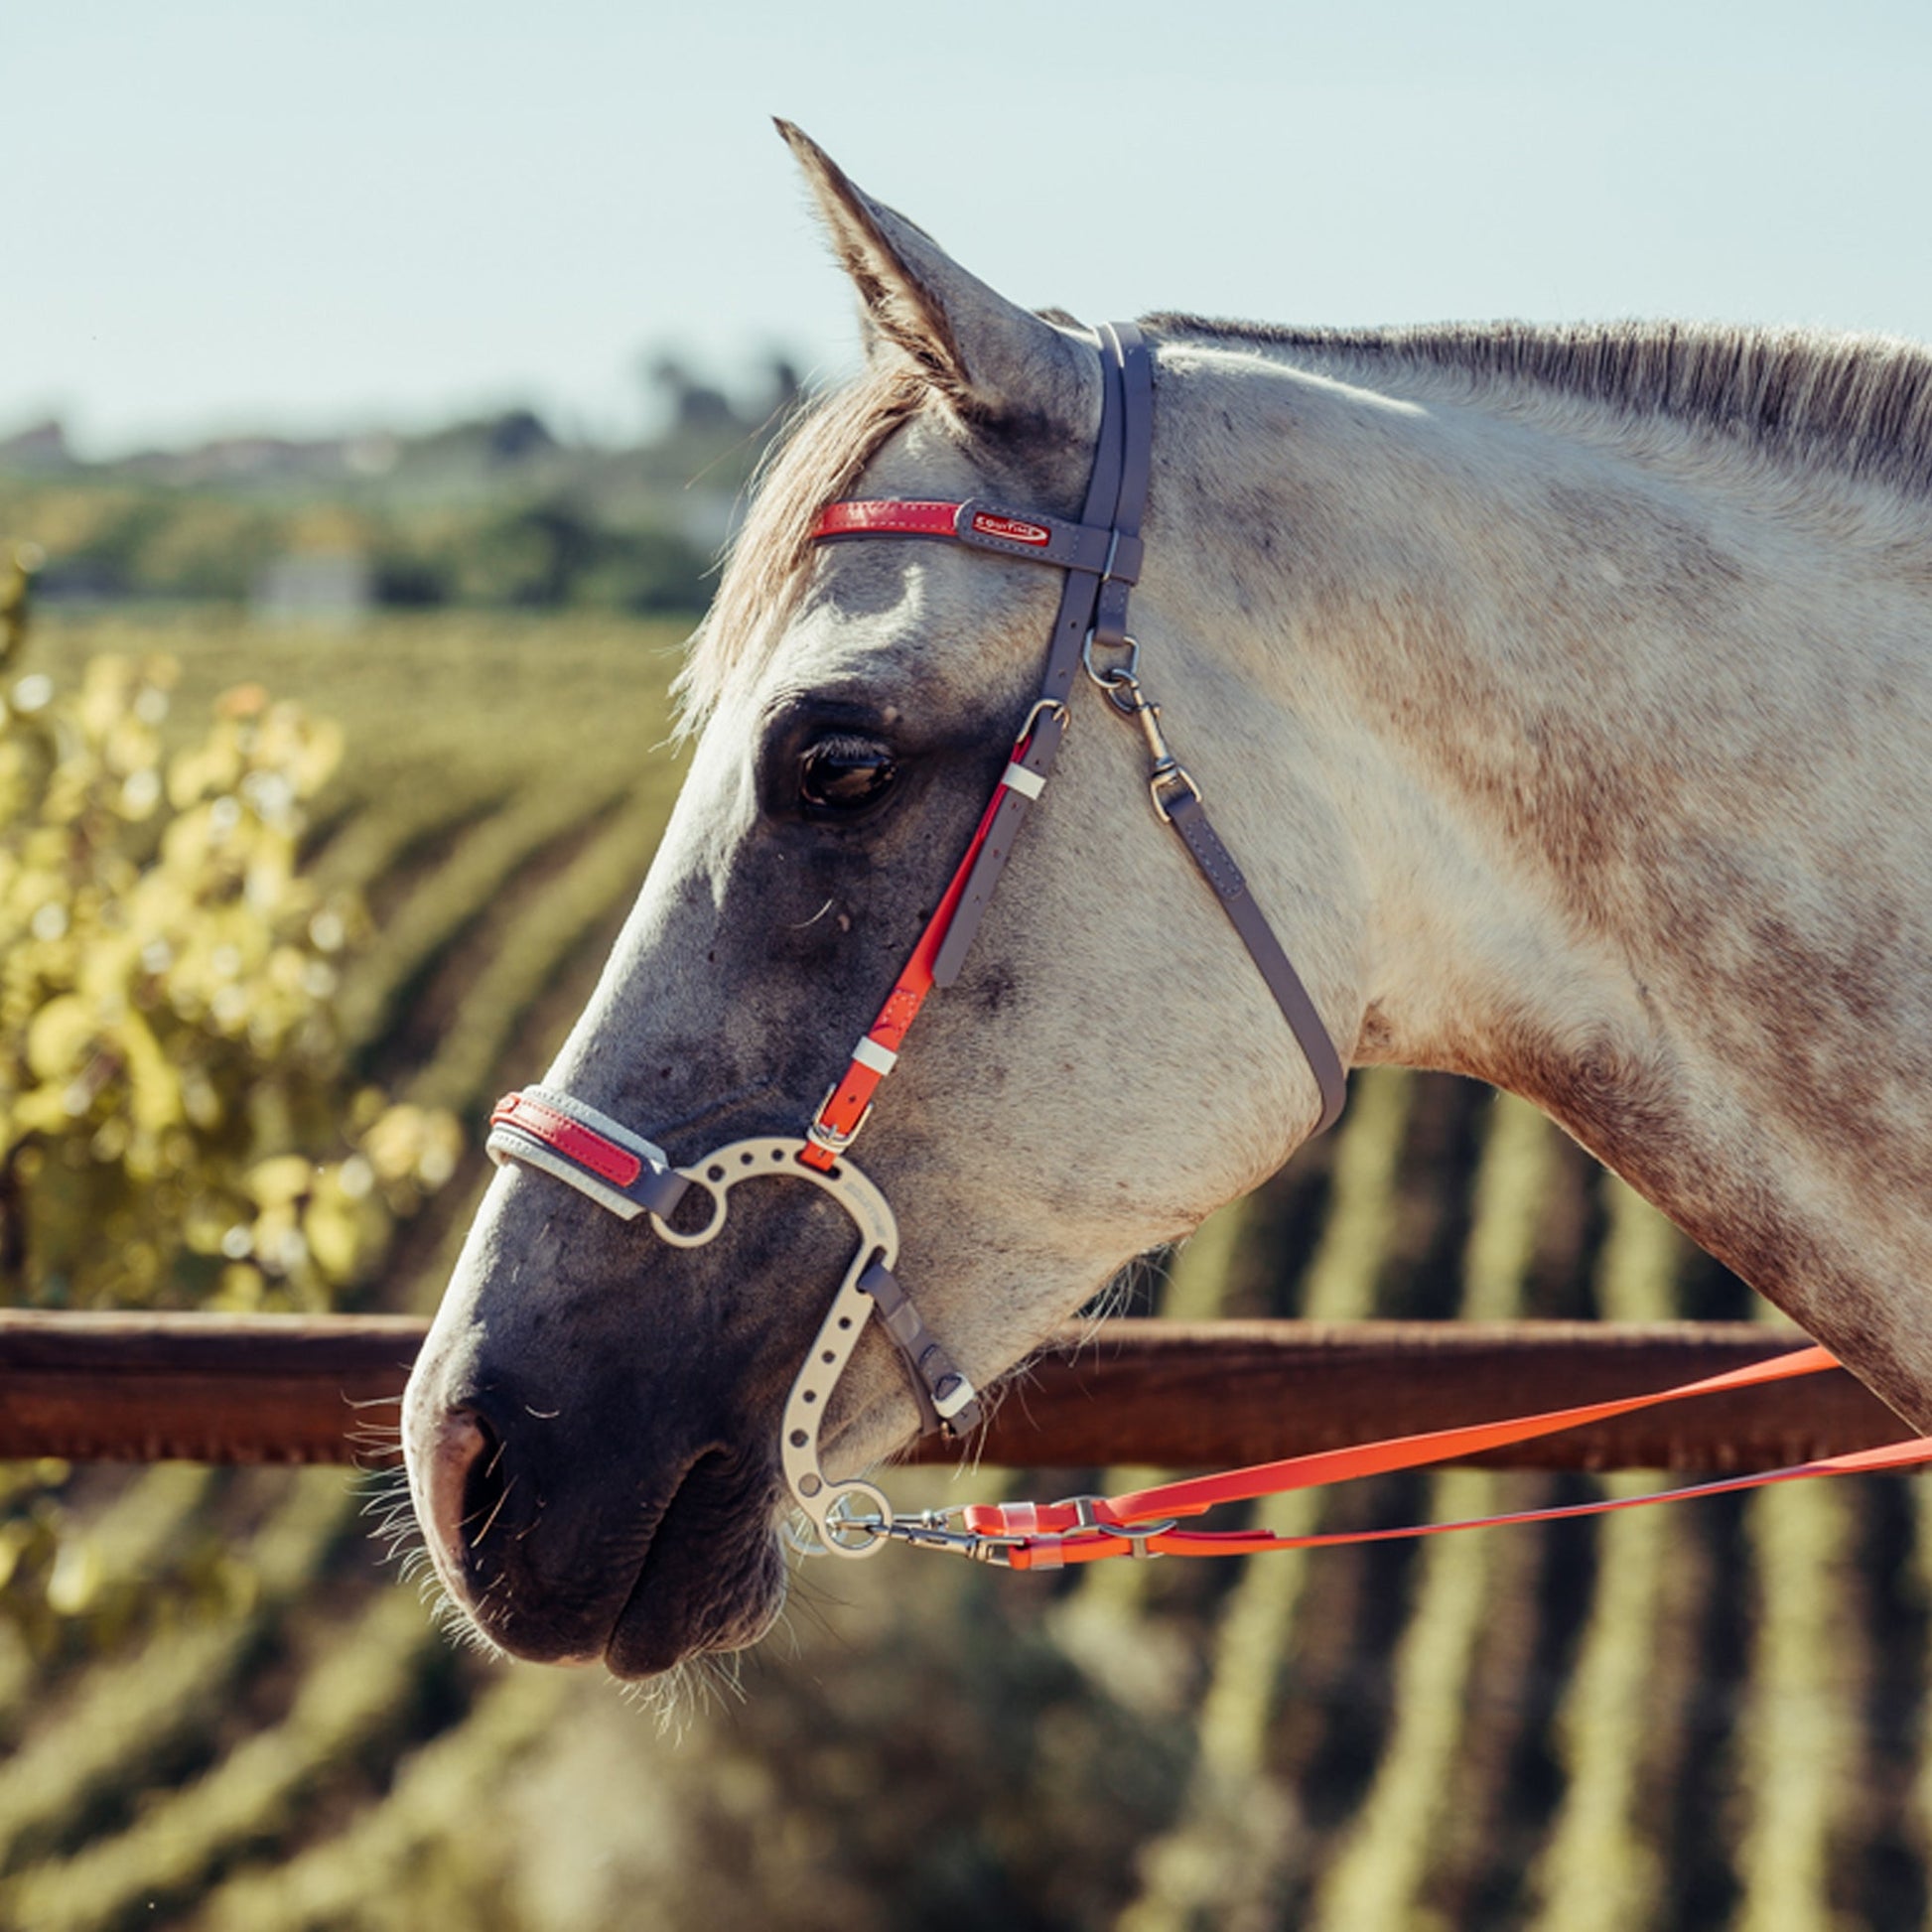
[{"x1": 0, "y1": 356, "x2": 803, "y2": 617}]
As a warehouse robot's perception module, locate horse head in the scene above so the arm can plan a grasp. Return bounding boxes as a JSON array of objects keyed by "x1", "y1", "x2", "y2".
[{"x1": 401, "y1": 125, "x2": 1357, "y2": 1678}]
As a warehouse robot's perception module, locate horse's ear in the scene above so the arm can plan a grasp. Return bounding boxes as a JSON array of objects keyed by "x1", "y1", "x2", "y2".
[{"x1": 775, "y1": 120, "x2": 1091, "y2": 429}]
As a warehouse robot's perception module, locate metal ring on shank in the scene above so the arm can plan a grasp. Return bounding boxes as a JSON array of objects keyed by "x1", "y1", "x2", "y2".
[{"x1": 647, "y1": 1170, "x2": 729, "y2": 1248}]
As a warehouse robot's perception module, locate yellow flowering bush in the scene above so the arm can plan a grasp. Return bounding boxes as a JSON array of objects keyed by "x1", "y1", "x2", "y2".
[
  {"x1": 0, "y1": 545, "x2": 462, "y2": 1653},
  {"x1": 0, "y1": 548, "x2": 459, "y2": 1311}
]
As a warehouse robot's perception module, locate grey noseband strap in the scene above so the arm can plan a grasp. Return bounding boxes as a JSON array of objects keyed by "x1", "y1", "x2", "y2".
[{"x1": 860, "y1": 1259, "x2": 982, "y2": 1437}]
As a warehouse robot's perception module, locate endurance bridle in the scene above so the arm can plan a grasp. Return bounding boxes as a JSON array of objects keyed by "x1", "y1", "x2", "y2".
[
  {"x1": 484, "y1": 322, "x2": 1347, "y2": 1559},
  {"x1": 482, "y1": 321, "x2": 1932, "y2": 1574}
]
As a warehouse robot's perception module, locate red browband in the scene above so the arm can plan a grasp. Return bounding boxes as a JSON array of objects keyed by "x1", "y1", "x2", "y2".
[
  {"x1": 811, "y1": 497, "x2": 1143, "y2": 580},
  {"x1": 813, "y1": 500, "x2": 961, "y2": 540}
]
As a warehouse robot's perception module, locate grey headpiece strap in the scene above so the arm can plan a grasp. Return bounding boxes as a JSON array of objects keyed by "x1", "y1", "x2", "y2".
[
  {"x1": 929, "y1": 323, "x2": 1346, "y2": 1133},
  {"x1": 931, "y1": 325, "x2": 1138, "y2": 985}
]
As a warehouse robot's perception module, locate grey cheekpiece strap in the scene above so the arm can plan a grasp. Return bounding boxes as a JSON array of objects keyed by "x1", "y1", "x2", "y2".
[
  {"x1": 861, "y1": 1260, "x2": 985, "y2": 1438},
  {"x1": 935, "y1": 321, "x2": 1348, "y2": 1134},
  {"x1": 1164, "y1": 791, "x2": 1347, "y2": 1131}
]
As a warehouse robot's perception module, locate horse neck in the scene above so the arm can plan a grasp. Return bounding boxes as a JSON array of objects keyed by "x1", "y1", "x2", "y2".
[{"x1": 1159, "y1": 345, "x2": 1932, "y2": 1421}]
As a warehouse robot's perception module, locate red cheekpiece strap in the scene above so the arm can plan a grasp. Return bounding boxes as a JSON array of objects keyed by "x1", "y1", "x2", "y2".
[
  {"x1": 488, "y1": 1093, "x2": 642, "y2": 1189},
  {"x1": 801, "y1": 493, "x2": 1041, "y2": 1170},
  {"x1": 800, "y1": 771, "x2": 1015, "y2": 1169}
]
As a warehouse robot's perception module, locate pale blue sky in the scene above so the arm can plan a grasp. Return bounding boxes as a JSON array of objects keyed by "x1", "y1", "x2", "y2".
[{"x1": 9, "y1": 0, "x2": 1930, "y2": 454}]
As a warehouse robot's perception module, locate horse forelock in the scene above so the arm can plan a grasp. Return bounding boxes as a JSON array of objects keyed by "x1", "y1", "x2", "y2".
[
  {"x1": 675, "y1": 361, "x2": 927, "y2": 736},
  {"x1": 1148, "y1": 315, "x2": 1932, "y2": 499}
]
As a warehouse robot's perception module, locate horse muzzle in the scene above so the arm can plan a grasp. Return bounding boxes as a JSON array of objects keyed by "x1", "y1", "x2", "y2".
[{"x1": 404, "y1": 1335, "x2": 790, "y2": 1676}]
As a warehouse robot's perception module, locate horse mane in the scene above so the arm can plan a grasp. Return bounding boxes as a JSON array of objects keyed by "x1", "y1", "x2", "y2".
[
  {"x1": 681, "y1": 316, "x2": 1932, "y2": 730},
  {"x1": 1150, "y1": 314, "x2": 1932, "y2": 498},
  {"x1": 676, "y1": 359, "x2": 926, "y2": 732}
]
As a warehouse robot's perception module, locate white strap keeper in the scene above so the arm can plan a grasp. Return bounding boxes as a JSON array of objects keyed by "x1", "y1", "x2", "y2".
[
  {"x1": 932, "y1": 1374, "x2": 981, "y2": 1422},
  {"x1": 852, "y1": 1035, "x2": 898, "y2": 1076},
  {"x1": 1000, "y1": 761, "x2": 1046, "y2": 799}
]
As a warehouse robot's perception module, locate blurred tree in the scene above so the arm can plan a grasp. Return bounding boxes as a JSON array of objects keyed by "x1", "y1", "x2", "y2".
[
  {"x1": 643, "y1": 354, "x2": 738, "y2": 439},
  {"x1": 0, "y1": 345, "x2": 815, "y2": 620},
  {"x1": 484, "y1": 409, "x2": 558, "y2": 466},
  {"x1": 759, "y1": 351, "x2": 805, "y2": 427}
]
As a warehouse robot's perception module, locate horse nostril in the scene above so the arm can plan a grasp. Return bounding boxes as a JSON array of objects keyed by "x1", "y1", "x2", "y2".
[
  {"x1": 418, "y1": 1406, "x2": 491, "y2": 1581},
  {"x1": 462, "y1": 1411, "x2": 510, "y2": 1551}
]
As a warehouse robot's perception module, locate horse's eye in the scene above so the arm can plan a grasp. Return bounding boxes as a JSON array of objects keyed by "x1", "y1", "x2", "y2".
[{"x1": 799, "y1": 735, "x2": 897, "y2": 815}]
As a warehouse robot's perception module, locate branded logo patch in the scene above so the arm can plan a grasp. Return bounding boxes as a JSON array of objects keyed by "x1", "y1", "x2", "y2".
[{"x1": 971, "y1": 511, "x2": 1051, "y2": 547}]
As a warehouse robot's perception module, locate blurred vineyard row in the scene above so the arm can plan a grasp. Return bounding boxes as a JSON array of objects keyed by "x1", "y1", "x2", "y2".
[{"x1": 4, "y1": 610, "x2": 1932, "y2": 1930}]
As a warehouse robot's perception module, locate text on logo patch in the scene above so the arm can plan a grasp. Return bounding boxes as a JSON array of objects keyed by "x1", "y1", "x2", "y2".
[{"x1": 971, "y1": 511, "x2": 1051, "y2": 546}]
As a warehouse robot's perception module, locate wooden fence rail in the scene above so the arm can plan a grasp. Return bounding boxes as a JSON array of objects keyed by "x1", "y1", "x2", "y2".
[{"x1": 0, "y1": 1310, "x2": 1916, "y2": 1472}]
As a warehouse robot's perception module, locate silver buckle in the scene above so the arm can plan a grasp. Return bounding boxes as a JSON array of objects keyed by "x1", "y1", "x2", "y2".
[
  {"x1": 1017, "y1": 695, "x2": 1070, "y2": 744},
  {"x1": 1057, "y1": 1494, "x2": 1175, "y2": 1561},
  {"x1": 1097, "y1": 1517, "x2": 1178, "y2": 1560},
  {"x1": 805, "y1": 1083, "x2": 874, "y2": 1159},
  {"x1": 1148, "y1": 764, "x2": 1202, "y2": 824}
]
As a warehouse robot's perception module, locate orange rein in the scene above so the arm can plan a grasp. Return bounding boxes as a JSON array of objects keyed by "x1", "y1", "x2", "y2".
[{"x1": 958, "y1": 1343, "x2": 1932, "y2": 1569}]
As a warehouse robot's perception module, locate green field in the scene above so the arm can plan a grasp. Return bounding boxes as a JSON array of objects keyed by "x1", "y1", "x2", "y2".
[{"x1": 3, "y1": 610, "x2": 1930, "y2": 1930}]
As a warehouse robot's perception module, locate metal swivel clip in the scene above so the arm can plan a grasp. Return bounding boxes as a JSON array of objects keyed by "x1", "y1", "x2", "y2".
[
  {"x1": 804, "y1": 1504, "x2": 1024, "y2": 1566},
  {"x1": 1081, "y1": 632, "x2": 1202, "y2": 824}
]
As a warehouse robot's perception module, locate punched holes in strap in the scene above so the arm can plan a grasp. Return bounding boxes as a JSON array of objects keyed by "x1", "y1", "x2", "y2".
[
  {"x1": 928, "y1": 709, "x2": 1068, "y2": 988},
  {"x1": 486, "y1": 1086, "x2": 692, "y2": 1222},
  {"x1": 928, "y1": 329, "x2": 1142, "y2": 985}
]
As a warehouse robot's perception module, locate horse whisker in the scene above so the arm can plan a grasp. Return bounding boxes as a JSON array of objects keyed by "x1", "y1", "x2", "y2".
[{"x1": 469, "y1": 1474, "x2": 517, "y2": 1549}]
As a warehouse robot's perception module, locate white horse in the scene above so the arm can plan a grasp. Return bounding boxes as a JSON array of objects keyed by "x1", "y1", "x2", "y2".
[{"x1": 403, "y1": 124, "x2": 1932, "y2": 1678}]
